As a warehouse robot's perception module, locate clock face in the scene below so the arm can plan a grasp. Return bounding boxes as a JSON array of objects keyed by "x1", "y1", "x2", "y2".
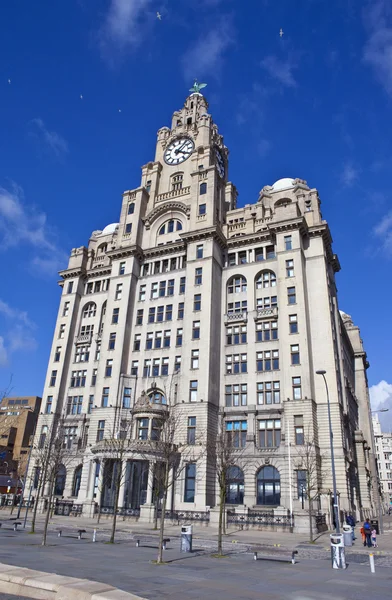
[
  {"x1": 215, "y1": 148, "x2": 225, "y2": 178},
  {"x1": 164, "y1": 137, "x2": 195, "y2": 165}
]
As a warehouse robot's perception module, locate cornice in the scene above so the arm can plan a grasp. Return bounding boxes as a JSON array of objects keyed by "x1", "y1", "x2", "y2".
[
  {"x1": 143, "y1": 241, "x2": 186, "y2": 259},
  {"x1": 144, "y1": 201, "x2": 191, "y2": 230},
  {"x1": 85, "y1": 266, "x2": 112, "y2": 278},
  {"x1": 227, "y1": 229, "x2": 273, "y2": 248},
  {"x1": 180, "y1": 225, "x2": 227, "y2": 248},
  {"x1": 267, "y1": 217, "x2": 308, "y2": 236},
  {"x1": 58, "y1": 267, "x2": 86, "y2": 280},
  {"x1": 107, "y1": 245, "x2": 143, "y2": 261}
]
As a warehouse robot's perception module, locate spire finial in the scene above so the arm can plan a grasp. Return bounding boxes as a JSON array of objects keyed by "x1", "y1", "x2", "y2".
[{"x1": 189, "y1": 80, "x2": 207, "y2": 94}]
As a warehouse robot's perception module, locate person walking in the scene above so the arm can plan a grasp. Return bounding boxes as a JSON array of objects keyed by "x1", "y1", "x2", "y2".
[
  {"x1": 371, "y1": 528, "x2": 378, "y2": 548},
  {"x1": 360, "y1": 524, "x2": 365, "y2": 546},
  {"x1": 363, "y1": 518, "x2": 372, "y2": 548},
  {"x1": 346, "y1": 514, "x2": 356, "y2": 541}
]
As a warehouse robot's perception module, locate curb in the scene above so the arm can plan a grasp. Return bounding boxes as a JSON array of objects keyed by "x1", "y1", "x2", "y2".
[{"x1": 0, "y1": 563, "x2": 147, "y2": 600}]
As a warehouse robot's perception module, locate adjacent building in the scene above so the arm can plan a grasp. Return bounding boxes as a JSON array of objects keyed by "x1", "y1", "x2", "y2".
[
  {"x1": 0, "y1": 396, "x2": 41, "y2": 467},
  {"x1": 373, "y1": 415, "x2": 392, "y2": 510},
  {"x1": 29, "y1": 89, "x2": 378, "y2": 528}
]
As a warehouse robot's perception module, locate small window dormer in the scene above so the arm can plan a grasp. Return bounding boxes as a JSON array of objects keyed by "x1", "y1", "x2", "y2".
[{"x1": 171, "y1": 172, "x2": 183, "y2": 191}]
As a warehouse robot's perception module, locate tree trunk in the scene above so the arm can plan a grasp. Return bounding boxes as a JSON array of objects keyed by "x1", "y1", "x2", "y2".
[
  {"x1": 157, "y1": 461, "x2": 169, "y2": 564},
  {"x1": 218, "y1": 487, "x2": 225, "y2": 555},
  {"x1": 96, "y1": 504, "x2": 101, "y2": 524},
  {"x1": 31, "y1": 476, "x2": 44, "y2": 533},
  {"x1": 109, "y1": 462, "x2": 122, "y2": 544},
  {"x1": 42, "y1": 479, "x2": 54, "y2": 546},
  {"x1": 153, "y1": 494, "x2": 159, "y2": 530},
  {"x1": 308, "y1": 495, "x2": 313, "y2": 543}
]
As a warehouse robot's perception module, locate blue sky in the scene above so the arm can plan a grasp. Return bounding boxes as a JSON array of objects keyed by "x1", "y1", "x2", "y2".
[{"x1": 1, "y1": 0, "x2": 392, "y2": 425}]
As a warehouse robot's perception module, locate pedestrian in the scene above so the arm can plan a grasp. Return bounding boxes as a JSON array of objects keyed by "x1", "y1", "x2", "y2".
[
  {"x1": 371, "y1": 528, "x2": 378, "y2": 548},
  {"x1": 363, "y1": 518, "x2": 372, "y2": 548},
  {"x1": 346, "y1": 514, "x2": 356, "y2": 540},
  {"x1": 360, "y1": 525, "x2": 365, "y2": 545}
]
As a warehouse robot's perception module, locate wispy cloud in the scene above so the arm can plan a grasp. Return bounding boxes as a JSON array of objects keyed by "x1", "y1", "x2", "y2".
[
  {"x1": 373, "y1": 210, "x2": 392, "y2": 256},
  {"x1": 340, "y1": 162, "x2": 359, "y2": 187},
  {"x1": 99, "y1": 0, "x2": 154, "y2": 63},
  {"x1": 181, "y1": 17, "x2": 234, "y2": 81},
  {"x1": 363, "y1": 0, "x2": 392, "y2": 97},
  {"x1": 30, "y1": 118, "x2": 68, "y2": 159},
  {"x1": 370, "y1": 380, "x2": 392, "y2": 431},
  {"x1": 0, "y1": 184, "x2": 67, "y2": 275},
  {"x1": 0, "y1": 299, "x2": 37, "y2": 368},
  {"x1": 261, "y1": 55, "x2": 298, "y2": 88}
]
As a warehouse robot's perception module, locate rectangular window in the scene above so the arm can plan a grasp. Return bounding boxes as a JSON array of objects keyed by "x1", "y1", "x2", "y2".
[
  {"x1": 125, "y1": 223, "x2": 132, "y2": 234},
  {"x1": 228, "y1": 253, "x2": 236, "y2": 266},
  {"x1": 286, "y1": 259, "x2": 294, "y2": 277},
  {"x1": 256, "y1": 296, "x2": 277, "y2": 310},
  {"x1": 191, "y1": 349, "x2": 199, "y2": 369},
  {"x1": 45, "y1": 396, "x2": 53, "y2": 414},
  {"x1": 115, "y1": 283, "x2": 123, "y2": 300},
  {"x1": 101, "y1": 388, "x2": 109, "y2": 408},
  {"x1": 256, "y1": 350, "x2": 279, "y2": 371},
  {"x1": 133, "y1": 334, "x2": 141, "y2": 351},
  {"x1": 165, "y1": 304, "x2": 173, "y2": 321},
  {"x1": 67, "y1": 282, "x2": 73, "y2": 294},
  {"x1": 151, "y1": 282, "x2": 158, "y2": 299},
  {"x1": 38, "y1": 426, "x2": 48, "y2": 449},
  {"x1": 295, "y1": 415, "x2": 304, "y2": 445},
  {"x1": 141, "y1": 264, "x2": 149, "y2": 277},
  {"x1": 54, "y1": 346, "x2": 61, "y2": 362},
  {"x1": 63, "y1": 301, "x2": 70, "y2": 317},
  {"x1": 49, "y1": 370, "x2": 57, "y2": 386},
  {"x1": 226, "y1": 324, "x2": 247, "y2": 345},
  {"x1": 196, "y1": 245, "x2": 203, "y2": 259},
  {"x1": 288, "y1": 286, "x2": 296, "y2": 305},
  {"x1": 178, "y1": 302, "x2": 184, "y2": 319},
  {"x1": 255, "y1": 321, "x2": 278, "y2": 342},
  {"x1": 258, "y1": 419, "x2": 281, "y2": 448},
  {"x1": 195, "y1": 267, "x2": 202, "y2": 285},
  {"x1": 255, "y1": 247, "x2": 264, "y2": 262},
  {"x1": 179, "y1": 277, "x2": 186, "y2": 294},
  {"x1": 226, "y1": 420, "x2": 247, "y2": 447},
  {"x1": 128, "y1": 202, "x2": 135, "y2": 214},
  {"x1": 152, "y1": 358, "x2": 160, "y2": 377},
  {"x1": 105, "y1": 359, "x2": 113, "y2": 377},
  {"x1": 108, "y1": 332, "x2": 116, "y2": 350},
  {"x1": 189, "y1": 380, "x2": 198, "y2": 402},
  {"x1": 257, "y1": 381, "x2": 280, "y2": 405},
  {"x1": 167, "y1": 279, "x2": 174, "y2": 296},
  {"x1": 289, "y1": 314, "x2": 298, "y2": 334},
  {"x1": 112, "y1": 308, "x2": 119, "y2": 324},
  {"x1": 225, "y1": 353, "x2": 247, "y2": 374},
  {"x1": 143, "y1": 359, "x2": 151, "y2": 378},
  {"x1": 136, "y1": 309, "x2": 143, "y2": 325},
  {"x1": 119, "y1": 261, "x2": 126, "y2": 275},
  {"x1": 187, "y1": 417, "x2": 196, "y2": 445},
  {"x1": 131, "y1": 361, "x2": 139, "y2": 376},
  {"x1": 154, "y1": 331, "x2": 162, "y2": 349},
  {"x1": 238, "y1": 251, "x2": 247, "y2": 264},
  {"x1": 157, "y1": 306, "x2": 164, "y2": 322},
  {"x1": 148, "y1": 307, "x2": 156, "y2": 323},
  {"x1": 227, "y1": 300, "x2": 247, "y2": 314},
  {"x1": 86, "y1": 282, "x2": 93, "y2": 295},
  {"x1": 91, "y1": 369, "x2": 97, "y2": 386},
  {"x1": 88, "y1": 395, "x2": 94, "y2": 414},
  {"x1": 297, "y1": 470, "x2": 307, "y2": 499},
  {"x1": 225, "y1": 384, "x2": 247, "y2": 407},
  {"x1": 291, "y1": 344, "x2": 300, "y2": 365},
  {"x1": 74, "y1": 345, "x2": 90, "y2": 363},
  {"x1": 184, "y1": 463, "x2": 196, "y2": 502},
  {"x1": 138, "y1": 418, "x2": 149, "y2": 441},
  {"x1": 159, "y1": 281, "x2": 166, "y2": 297},
  {"x1": 199, "y1": 203, "x2": 206, "y2": 215},
  {"x1": 163, "y1": 330, "x2": 171, "y2": 348},
  {"x1": 266, "y1": 245, "x2": 275, "y2": 259},
  {"x1": 284, "y1": 235, "x2": 292, "y2": 251},
  {"x1": 176, "y1": 328, "x2": 183, "y2": 346},
  {"x1": 292, "y1": 377, "x2": 302, "y2": 400},
  {"x1": 161, "y1": 357, "x2": 169, "y2": 376},
  {"x1": 97, "y1": 420, "x2": 105, "y2": 442},
  {"x1": 174, "y1": 355, "x2": 181, "y2": 373},
  {"x1": 59, "y1": 324, "x2": 65, "y2": 339},
  {"x1": 139, "y1": 285, "x2": 146, "y2": 301},
  {"x1": 192, "y1": 321, "x2": 200, "y2": 340},
  {"x1": 95, "y1": 342, "x2": 101, "y2": 361},
  {"x1": 194, "y1": 294, "x2": 201, "y2": 311}
]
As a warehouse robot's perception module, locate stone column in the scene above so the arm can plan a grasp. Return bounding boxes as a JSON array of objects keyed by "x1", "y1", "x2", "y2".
[
  {"x1": 117, "y1": 460, "x2": 128, "y2": 509},
  {"x1": 166, "y1": 466, "x2": 174, "y2": 511},
  {"x1": 146, "y1": 461, "x2": 154, "y2": 505},
  {"x1": 97, "y1": 459, "x2": 105, "y2": 507}
]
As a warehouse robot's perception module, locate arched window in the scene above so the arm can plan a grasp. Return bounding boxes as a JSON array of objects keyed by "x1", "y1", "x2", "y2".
[
  {"x1": 54, "y1": 465, "x2": 66, "y2": 496},
  {"x1": 158, "y1": 219, "x2": 183, "y2": 235},
  {"x1": 82, "y1": 302, "x2": 97, "y2": 318},
  {"x1": 256, "y1": 270, "x2": 276, "y2": 289},
  {"x1": 257, "y1": 466, "x2": 280, "y2": 506},
  {"x1": 171, "y1": 173, "x2": 183, "y2": 191},
  {"x1": 226, "y1": 466, "x2": 244, "y2": 505},
  {"x1": 97, "y1": 244, "x2": 107, "y2": 255},
  {"x1": 200, "y1": 182, "x2": 207, "y2": 195},
  {"x1": 72, "y1": 465, "x2": 82, "y2": 497},
  {"x1": 128, "y1": 203, "x2": 135, "y2": 215},
  {"x1": 228, "y1": 276, "x2": 247, "y2": 294},
  {"x1": 149, "y1": 391, "x2": 166, "y2": 405}
]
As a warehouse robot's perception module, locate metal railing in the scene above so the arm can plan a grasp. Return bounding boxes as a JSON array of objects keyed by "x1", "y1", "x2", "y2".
[
  {"x1": 227, "y1": 510, "x2": 293, "y2": 528},
  {"x1": 157, "y1": 509, "x2": 210, "y2": 523}
]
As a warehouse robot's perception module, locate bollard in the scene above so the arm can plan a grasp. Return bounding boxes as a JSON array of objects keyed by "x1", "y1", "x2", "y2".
[
  {"x1": 369, "y1": 553, "x2": 375, "y2": 573},
  {"x1": 93, "y1": 529, "x2": 96, "y2": 543},
  {"x1": 58, "y1": 530, "x2": 62, "y2": 538},
  {"x1": 136, "y1": 539, "x2": 140, "y2": 547},
  {"x1": 253, "y1": 552, "x2": 258, "y2": 561},
  {"x1": 162, "y1": 540, "x2": 167, "y2": 551}
]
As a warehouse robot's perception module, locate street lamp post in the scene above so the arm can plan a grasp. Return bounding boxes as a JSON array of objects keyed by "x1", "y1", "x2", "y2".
[{"x1": 316, "y1": 370, "x2": 340, "y2": 534}]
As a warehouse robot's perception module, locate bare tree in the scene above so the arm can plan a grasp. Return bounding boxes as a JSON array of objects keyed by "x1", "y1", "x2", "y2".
[{"x1": 294, "y1": 432, "x2": 327, "y2": 543}]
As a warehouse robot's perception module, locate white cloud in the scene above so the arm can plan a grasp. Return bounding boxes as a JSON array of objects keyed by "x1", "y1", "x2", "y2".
[
  {"x1": 370, "y1": 380, "x2": 392, "y2": 431},
  {"x1": 0, "y1": 337, "x2": 8, "y2": 367},
  {"x1": 0, "y1": 299, "x2": 34, "y2": 328},
  {"x1": 340, "y1": 162, "x2": 359, "y2": 187},
  {"x1": 372, "y1": 210, "x2": 392, "y2": 256},
  {"x1": 0, "y1": 184, "x2": 67, "y2": 275},
  {"x1": 261, "y1": 55, "x2": 298, "y2": 88},
  {"x1": 363, "y1": 0, "x2": 392, "y2": 97},
  {"x1": 99, "y1": 0, "x2": 154, "y2": 61},
  {"x1": 30, "y1": 118, "x2": 68, "y2": 159},
  {"x1": 181, "y1": 18, "x2": 234, "y2": 81}
]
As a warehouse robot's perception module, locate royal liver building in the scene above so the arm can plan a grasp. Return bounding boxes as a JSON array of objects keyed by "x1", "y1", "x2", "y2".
[{"x1": 31, "y1": 88, "x2": 378, "y2": 529}]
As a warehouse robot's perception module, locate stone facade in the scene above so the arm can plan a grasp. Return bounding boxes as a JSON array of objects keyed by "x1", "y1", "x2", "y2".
[
  {"x1": 29, "y1": 91, "x2": 378, "y2": 528},
  {"x1": 373, "y1": 415, "x2": 392, "y2": 510}
]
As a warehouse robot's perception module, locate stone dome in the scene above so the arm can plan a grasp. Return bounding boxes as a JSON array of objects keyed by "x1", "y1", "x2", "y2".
[
  {"x1": 101, "y1": 223, "x2": 119, "y2": 236},
  {"x1": 271, "y1": 178, "x2": 296, "y2": 191}
]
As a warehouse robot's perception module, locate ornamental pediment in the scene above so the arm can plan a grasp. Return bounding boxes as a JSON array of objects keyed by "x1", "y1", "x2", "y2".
[{"x1": 144, "y1": 201, "x2": 191, "y2": 230}]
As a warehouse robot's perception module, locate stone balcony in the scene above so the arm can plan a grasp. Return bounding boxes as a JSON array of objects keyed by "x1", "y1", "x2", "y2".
[
  {"x1": 156, "y1": 186, "x2": 191, "y2": 203},
  {"x1": 224, "y1": 311, "x2": 248, "y2": 324},
  {"x1": 75, "y1": 332, "x2": 93, "y2": 345},
  {"x1": 254, "y1": 307, "x2": 278, "y2": 320}
]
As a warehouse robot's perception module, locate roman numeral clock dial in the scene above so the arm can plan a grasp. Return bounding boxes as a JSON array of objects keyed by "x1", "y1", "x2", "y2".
[{"x1": 164, "y1": 137, "x2": 195, "y2": 165}]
